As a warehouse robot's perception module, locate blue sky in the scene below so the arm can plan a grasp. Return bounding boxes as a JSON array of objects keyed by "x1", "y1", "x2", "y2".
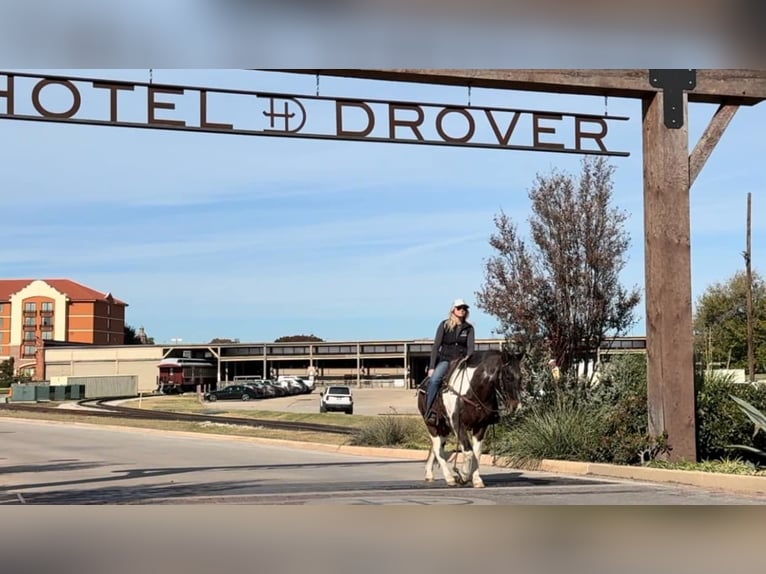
[{"x1": 1, "y1": 69, "x2": 763, "y2": 344}]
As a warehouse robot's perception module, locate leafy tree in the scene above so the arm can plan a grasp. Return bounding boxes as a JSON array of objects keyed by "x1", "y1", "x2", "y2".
[
  {"x1": 0, "y1": 357, "x2": 14, "y2": 388},
  {"x1": 693, "y1": 270, "x2": 766, "y2": 372},
  {"x1": 209, "y1": 338, "x2": 241, "y2": 344},
  {"x1": 477, "y1": 157, "x2": 641, "y2": 376},
  {"x1": 274, "y1": 334, "x2": 324, "y2": 343},
  {"x1": 123, "y1": 325, "x2": 154, "y2": 345}
]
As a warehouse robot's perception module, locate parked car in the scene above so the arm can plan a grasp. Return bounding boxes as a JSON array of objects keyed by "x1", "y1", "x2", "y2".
[
  {"x1": 204, "y1": 385, "x2": 259, "y2": 402},
  {"x1": 278, "y1": 375, "x2": 315, "y2": 394},
  {"x1": 255, "y1": 380, "x2": 278, "y2": 398},
  {"x1": 285, "y1": 379, "x2": 307, "y2": 395},
  {"x1": 263, "y1": 380, "x2": 288, "y2": 397},
  {"x1": 242, "y1": 382, "x2": 268, "y2": 398},
  {"x1": 319, "y1": 385, "x2": 353, "y2": 415}
]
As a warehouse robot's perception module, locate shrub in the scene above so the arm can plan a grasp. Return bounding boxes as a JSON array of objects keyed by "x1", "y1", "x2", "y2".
[
  {"x1": 493, "y1": 397, "x2": 608, "y2": 467},
  {"x1": 589, "y1": 354, "x2": 664, "y2": 464},
  {"x1": 351, "y1": 416, "x2": 428, "y2": 449},
  {"x1": 494, "y1": 354, "x2": 663, "y2": 466}
]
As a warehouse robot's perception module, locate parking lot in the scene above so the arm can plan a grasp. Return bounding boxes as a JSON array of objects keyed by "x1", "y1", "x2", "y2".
[{"x1": 200, "y1": 387, "x2": 421, "y2": 416}]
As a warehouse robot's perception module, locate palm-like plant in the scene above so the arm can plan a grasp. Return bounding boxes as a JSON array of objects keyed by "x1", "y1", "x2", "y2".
[{"x1": 729, "y1": 394, "x2": 766, "y2": 458}]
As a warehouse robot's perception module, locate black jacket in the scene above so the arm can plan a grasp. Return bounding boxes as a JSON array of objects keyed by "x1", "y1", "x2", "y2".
[{"x1": 429, "y1": 321, "x2": 475, "y2": 369}]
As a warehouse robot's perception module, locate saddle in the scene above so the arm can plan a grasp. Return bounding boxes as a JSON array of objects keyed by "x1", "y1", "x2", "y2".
[{"x1": 416, "y1": 356, "x2": 469, "y2": 395}]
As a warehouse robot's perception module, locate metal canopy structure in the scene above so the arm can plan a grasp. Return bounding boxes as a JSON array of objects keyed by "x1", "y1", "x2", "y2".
[{"x1": 288, "y1": 68, "x2": 766, "y2": 461}]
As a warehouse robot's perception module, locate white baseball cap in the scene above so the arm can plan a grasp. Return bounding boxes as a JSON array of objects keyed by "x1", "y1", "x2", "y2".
[{"x1": 452, "y1": 299, "x2": 469, "y2": 309}]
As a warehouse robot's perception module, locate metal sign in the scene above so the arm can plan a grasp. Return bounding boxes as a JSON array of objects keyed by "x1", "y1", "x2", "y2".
[{"x1": 0, "y1": 71, "x2": 629, "y2": 156}]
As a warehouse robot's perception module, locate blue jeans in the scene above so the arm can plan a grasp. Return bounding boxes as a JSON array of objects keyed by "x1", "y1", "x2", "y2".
[{"x1": 426, "y1": 360, "x2": 450, "y2": 415}]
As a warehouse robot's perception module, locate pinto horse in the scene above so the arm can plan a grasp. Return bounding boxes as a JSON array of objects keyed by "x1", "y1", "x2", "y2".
[{"x1": 417, "y1": 347, "x2": 524, "y2": 487}]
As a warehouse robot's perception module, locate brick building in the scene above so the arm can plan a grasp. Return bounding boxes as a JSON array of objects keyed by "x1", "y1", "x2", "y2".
[{"x1": 0, "y1": 279, "x2": 127, "y2": 379}]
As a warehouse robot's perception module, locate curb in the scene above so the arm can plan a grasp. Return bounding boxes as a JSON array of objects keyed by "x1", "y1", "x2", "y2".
[{"x1": 535, "y1": 459, "x2": 766, "y2": 495}]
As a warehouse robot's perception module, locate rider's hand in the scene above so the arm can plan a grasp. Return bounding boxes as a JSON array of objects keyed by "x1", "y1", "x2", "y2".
[{"x1": 428, "y1": 369, "x2": 434, "y2": 377}]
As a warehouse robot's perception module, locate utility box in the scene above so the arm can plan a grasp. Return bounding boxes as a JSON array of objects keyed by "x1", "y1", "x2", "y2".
[
  {"x1": 34, "y1": 384, "x2": 51, "y2": 402},
  {"x1": 51, "y1": 385, "x2": 67, "y2": 401},
  {"x1": 9, "y1": 384, "x2": 35, "y2": 402}
]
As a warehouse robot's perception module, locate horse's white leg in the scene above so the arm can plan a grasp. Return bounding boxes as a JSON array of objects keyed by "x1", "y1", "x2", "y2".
[
  {"x1": 456, "y1": 441, "x2": 472, "y2": 485},
  {"x1": 430, "y1": 435, "x2": 457, "y2": 486},
  {"x1": 469, "y1": 434, "x2": 485, "y2": 488},
  {"x1": 424, "y1": 445, "x2": 435, "y2": 482}
]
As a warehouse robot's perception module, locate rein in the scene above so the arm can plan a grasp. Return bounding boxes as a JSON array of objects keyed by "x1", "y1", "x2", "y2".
[{"x1": 448, "y1": 365, "x2": 503, "y2": 420}]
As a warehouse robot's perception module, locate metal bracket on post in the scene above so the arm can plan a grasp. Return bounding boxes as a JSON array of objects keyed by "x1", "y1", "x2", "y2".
[{"x1": 649, "y1": 69, "x2": 696, "y2": 128}]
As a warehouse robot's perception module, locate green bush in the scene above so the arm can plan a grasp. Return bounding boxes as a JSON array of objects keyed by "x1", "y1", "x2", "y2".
[
  {"x1": 493, "y1": 354, "x2": 662, "y2": 466},
  {"x1": 493, "y1": 397, "x2": 608, "y2": 467},
  {"x1": 696, "y1": 375, "x2": 766, "y2": 462},
  {"x1": 589, "y1": 355, "x2": 664, "y2": 464},
  {"x1": 351, "y1": 416, "x2": 428, "y2": 449}
]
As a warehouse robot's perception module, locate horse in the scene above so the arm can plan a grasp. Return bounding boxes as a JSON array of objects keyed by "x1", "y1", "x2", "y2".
[{"x1": 417, "y1": 346, "x2": 524, "y2": 488}]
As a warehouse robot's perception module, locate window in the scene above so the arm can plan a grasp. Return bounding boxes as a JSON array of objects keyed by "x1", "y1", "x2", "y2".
[
  {"x1": 24, "y1": 331, "x2": 35, "y2": 341},
  {"x1": 107, "y1": 319, "x2": 111, "y2": 329},
  {"x1": 221, "y1": 347, "x2": 263, "y2": 356},
  {"x1": 107, "y1": 304, "x2": 111, "y2": 316},
  {"x1": 24, "y1": 302, "x2": 36, "y2": 312},
  {"x1": 0, "y1": 303, "x2": 5, "y2": 313},
  {"x1": 24, "y1": 317, "x2": 36, "y2": 326},
  {"x1": 41, "y1": 302, "x2": 53, "y2": 312},
  {"x1": 476, "y1": 343, "x2": 501, "y2": 351},
  {"x1": 408, "y1": 344, "x2": 434, "y2": 353},
  {"x1": 316, "y1": 345, "x2": 356, "y2": 354},
  {"x1": 23, "y1": 345, "x2": 36, "y2": 356},
  {"x1": 41, "y1": 316, "x2": 53, "y2": 327},
  {"x1": 42, "y1": 331, "x2": 53, "y2": 340},
  {"x1": 362, "y1": 344, "x2": 404, "y2": 354},
  {"x1": 0, "y1": 318, "x2": 4, "y2": 328},
  {"x1": 268, "y1": 346, "x2": 309, "y2": 355}
]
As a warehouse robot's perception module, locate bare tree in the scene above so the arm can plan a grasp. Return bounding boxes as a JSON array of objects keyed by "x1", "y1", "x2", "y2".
[{"x1": 477, "y1": 157, "x2": 641, "y2": 376}]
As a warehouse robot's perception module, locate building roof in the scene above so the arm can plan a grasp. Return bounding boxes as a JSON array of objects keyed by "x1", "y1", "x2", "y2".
[{"x1": 0, "y1": 279, "x2": 127, "y2": 305}]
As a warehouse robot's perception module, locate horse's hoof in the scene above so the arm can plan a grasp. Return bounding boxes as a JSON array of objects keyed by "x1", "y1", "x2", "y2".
[
  {"x1": 446, "y1": 479, "x2": 458, "y2": 487},
  {"x1": 472, "y1": 480, "x2": 486, "y2": 489},
  {"x1": 425, "y1": 477, "x2": 434, "y2": 482}
]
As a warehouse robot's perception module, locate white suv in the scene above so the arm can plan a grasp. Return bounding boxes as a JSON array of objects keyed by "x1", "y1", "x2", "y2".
[{"x1": 319, "y1": 385, "x2": 353, "y2": 415}]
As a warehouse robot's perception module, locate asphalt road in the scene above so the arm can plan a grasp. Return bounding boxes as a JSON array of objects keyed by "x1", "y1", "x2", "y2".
[{"x1": 2, "y1": 418, "x2": 764, "y2": 505}]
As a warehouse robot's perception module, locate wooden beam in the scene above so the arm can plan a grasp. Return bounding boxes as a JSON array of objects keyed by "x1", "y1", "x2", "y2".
[
  {"x1": 689, "y1": 104, "x2": 739, "y2": 186},
  {"x1": 277, "y1": 69, "x2": 766, "y2": 104},
  {"x1": 642, "y1": 91, "x2": 697, "y2": 462}
]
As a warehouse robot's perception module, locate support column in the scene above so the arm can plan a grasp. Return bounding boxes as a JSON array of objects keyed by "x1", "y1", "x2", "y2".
[{"x1": 642, "y1": 91, "x2": 697, "y2": 461}]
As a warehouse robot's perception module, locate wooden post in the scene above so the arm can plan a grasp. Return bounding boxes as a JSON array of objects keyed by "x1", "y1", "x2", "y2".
[{"x1": 642, "y1": 91, "x2": 697, "y2": 461}]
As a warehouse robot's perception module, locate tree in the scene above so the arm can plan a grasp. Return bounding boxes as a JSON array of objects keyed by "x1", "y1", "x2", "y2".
[
  {"x1": 209, "y1": 338, "x2": 240, "y2": 344},
  {"x1": 124, "y1": 325, "x2": 154, "y2": 345},
  {"x1": 476, "y1": 157, "x2": 641, "y2": 376},
  {"x1": 274, "y1": 334, "x2": 324, "y2": 343},
  {"x1": 693, "y1": 271, "x2": 766, "y2": 372},
  {"x1": 0, "y1": 357, "x2": 14, "y2": 388}
]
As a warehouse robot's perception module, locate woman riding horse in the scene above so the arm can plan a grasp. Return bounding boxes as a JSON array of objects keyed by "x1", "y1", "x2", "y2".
[
  {"x1": 418, "y1": 342, "x2": 524, "y2": 488},
  {"x1": 424, "y1": 298, "x2": 475, "y2": 424}
]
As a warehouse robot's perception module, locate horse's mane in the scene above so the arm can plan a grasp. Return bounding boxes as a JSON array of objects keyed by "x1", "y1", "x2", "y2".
[{"x1": 464, "y1": 350, "x2": 504, "y2": 369}]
